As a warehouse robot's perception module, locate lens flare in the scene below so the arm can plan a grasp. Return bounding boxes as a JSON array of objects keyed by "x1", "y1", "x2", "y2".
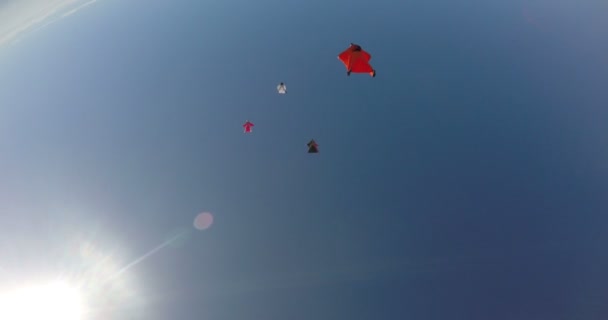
[{"x1": 194, "y1": 212, "x2": 214, "y2": 230}]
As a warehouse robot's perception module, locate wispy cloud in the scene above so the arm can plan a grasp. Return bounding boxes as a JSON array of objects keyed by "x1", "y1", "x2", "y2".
[
  {"x1": 0, "y1": 0, "x2": 98, "y2": 48},
  {"x1": 61, "y1": 0, "x2": 97, "y2": 18}
]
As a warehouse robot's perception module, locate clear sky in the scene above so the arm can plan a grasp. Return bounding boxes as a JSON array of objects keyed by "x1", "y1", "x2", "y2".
[{"x1": 0, "y1": 0, "x2": 607, "y2": 319}]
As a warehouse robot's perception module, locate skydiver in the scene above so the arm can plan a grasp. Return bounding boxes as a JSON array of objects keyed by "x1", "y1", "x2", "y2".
[{"x1": 307, "y1": 140, "x2": 319, "y2": 153}]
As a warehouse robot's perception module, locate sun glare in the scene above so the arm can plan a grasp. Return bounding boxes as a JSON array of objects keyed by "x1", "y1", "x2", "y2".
[{"x1": 0, "y1": 281, "x2": 85, "y2": 320}]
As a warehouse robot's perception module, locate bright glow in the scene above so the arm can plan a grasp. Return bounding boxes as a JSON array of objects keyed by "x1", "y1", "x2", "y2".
[{"x1": 0, "y1": 281, "x2": 85, "y2": 320}]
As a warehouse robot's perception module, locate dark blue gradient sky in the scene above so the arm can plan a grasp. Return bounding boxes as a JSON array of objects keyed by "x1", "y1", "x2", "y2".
[{"x1": 0, "y1": 0, "x2": 607, "y2": 319}]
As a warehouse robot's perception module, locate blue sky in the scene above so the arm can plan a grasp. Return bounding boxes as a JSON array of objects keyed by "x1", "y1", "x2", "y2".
[{"x1": 0, "y1": 0, "x2": 607, "y2": 319}]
